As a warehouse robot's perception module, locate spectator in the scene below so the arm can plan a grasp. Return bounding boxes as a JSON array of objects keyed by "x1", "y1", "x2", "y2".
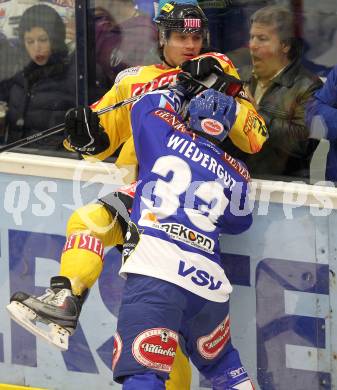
[
  {"x1": 306, "y1": 65, "x2": 337, "y2": 182},
  {"x1": 229, "y1": 5, "x2": 322, "y2": 180},
  {"x1": 94, "y1": 0, "x2": 159, "y2": 86},
  {"x1": 301, "y1": 10, "x2": 337, "y2": 78},
  {"x1": 0, "y1": 4, "x2": 76, "y2": 149},
  {"x1": 135, "y1": 0, "x2": 157, "y2": 18},
  {"x1": 0, "y1": 0, "x2": 75, "y2": 45},
  {"x1": 198, "y1": 0, "x2": 274, "y2": 55}
]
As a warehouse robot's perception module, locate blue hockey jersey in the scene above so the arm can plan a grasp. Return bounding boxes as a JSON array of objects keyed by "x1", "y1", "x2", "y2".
[{"x1": 119, "y1": 90, "x2": 252, "y2": 302}]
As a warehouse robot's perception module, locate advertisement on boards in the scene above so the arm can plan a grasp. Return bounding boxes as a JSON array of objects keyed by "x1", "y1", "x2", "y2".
[{"x1": 0, "y1": 165, "x2": 336, "y2": 389}]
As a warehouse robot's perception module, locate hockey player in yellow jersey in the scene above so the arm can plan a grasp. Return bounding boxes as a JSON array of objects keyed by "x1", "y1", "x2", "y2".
[
  {"x1": 7, "y1": 2, "x2": 267, "y2": 389},
  {"x1": 63, "y1": 2, "x2": 267, "y2": 165},
  {"x1": 85, "y1": 50, "x2": 267, "y2": 166}
]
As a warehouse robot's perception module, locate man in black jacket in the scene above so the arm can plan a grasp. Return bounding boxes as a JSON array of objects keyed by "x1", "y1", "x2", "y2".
[{"x1": 225, "y1": 5, "x2": 322, "y2": 181}]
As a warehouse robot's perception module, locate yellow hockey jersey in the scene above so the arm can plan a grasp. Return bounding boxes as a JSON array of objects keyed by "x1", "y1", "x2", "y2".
[{"x1": 64, "y1": 52, "x2": 267, "y2": 165}]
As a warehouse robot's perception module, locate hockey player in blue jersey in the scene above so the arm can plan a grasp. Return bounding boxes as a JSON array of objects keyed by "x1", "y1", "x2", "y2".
[{"x1": 112, "y1": 86, "x2": 255, "y2": 389}]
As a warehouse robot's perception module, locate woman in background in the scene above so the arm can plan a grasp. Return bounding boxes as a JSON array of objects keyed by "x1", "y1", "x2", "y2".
[{"x1": 0, "y1": 4, "x2": 76, "y2": 150}]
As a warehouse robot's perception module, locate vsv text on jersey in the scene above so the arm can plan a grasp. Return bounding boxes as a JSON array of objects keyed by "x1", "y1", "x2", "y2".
[{"x1": 178, "y1": 260, "x2": 222, "y2": 291}]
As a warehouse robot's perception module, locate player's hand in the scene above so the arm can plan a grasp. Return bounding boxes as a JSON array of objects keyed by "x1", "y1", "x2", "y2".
[
  {"x1": 176, "y1": 71, "x2": 245, "y2": 100},
  {"x1": 65, "y1": 106, "x2": 110, "y2": 154},
  {"x1": 175, "y1": 72, "x2": 206, "y2": 98},
  {"x1": 181, "y1": 56, "x2": 223, "y2": 79},
  {"x1": 189, "y1": 89, "x2": 238, "y2": 140},
  {"x1": 220, "y1": 93, "x2": 238, "y2": 131}
]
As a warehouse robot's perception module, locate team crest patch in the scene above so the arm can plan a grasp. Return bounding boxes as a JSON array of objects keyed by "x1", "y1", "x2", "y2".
[
  {"x1": 132, "y1": 328, "x2": 178, "y2": 372},
  {"x1": 201, "y1": 118, "x2": 224, "y2": 136},
  {"x1": 112, "y1": 332, "x2": 122, "y2": 370},
  {"x1": 197, "y1": 316, "x2": 230, "y2": 359}
]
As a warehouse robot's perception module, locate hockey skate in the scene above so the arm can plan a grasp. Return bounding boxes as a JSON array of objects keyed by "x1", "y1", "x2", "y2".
[{"x1": 6, "y1": 276, "x2": 84, "y2": 351}]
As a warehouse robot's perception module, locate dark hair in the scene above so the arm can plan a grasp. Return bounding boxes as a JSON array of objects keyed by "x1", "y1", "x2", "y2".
[
  {"x1": 19, "y1": 4, "x2": 68, "y2": 56},
  {"x1": 251, "y1": 5, "x2": 302, "y2": 61}
]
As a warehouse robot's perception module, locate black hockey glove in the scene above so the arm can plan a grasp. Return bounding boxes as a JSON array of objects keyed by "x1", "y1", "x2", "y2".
[
  {"x1": 65, "y1": 106, "x2": 110, "y2": 155},
  {"x1": 175, "y1": 72, "x2": 205, "y2": 98},
  {"x1": 176, "y1": 71, "x2": 245, "y2": 100},
  {"x1": 181, "y1": 56, "x2": 223, "y2": 80}
]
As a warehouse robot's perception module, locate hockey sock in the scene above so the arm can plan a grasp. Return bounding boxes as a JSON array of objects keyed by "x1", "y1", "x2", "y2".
[{"x1": 60, "y1": 233, "x2": 104, "y2": 295}]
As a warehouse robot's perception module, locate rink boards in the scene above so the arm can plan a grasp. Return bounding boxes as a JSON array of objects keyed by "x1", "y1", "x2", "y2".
[{"x1": 0, "y1": 153, "x2": 336, "y2": 390}]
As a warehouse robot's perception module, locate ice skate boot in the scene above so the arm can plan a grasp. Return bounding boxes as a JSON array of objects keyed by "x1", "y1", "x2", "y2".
[{"x1": 6, "y1": 276, "x2": 85, "y2": 351}]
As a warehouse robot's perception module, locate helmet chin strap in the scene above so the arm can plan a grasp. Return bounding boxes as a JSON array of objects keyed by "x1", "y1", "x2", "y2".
[
  {"x1": 162, "y1": 55, "x2": 176, "y2": 68},
  {"x1": 160, "y1": 40, "x2": 176, "y2": 69}
]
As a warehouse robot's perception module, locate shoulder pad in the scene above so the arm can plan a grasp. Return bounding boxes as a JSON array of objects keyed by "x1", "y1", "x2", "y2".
[
  {"x1": 115, "y1": 66, "x2": 142, "y2": 85},
  {"x1": 201, "y1": 52, "x2": 235, "y2": 69}
]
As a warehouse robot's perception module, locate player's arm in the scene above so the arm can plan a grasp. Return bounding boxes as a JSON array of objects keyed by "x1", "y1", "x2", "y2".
[
  {"x1": 130, "y1": 89, "x2": 185, "y2": 157},
  {"x1": 181, "y1": 53, "x2": 268, "y2": 154},
  {"x1": 63, "y1": 80, "x2": 133, "y2": 160},
  {"x1": 221, "y1": 174, "x2": 253, "y2": 235}
]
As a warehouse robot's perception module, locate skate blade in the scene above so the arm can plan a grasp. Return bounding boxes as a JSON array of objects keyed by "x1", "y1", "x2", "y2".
[{"x1": 6, "y1": 301, "x2": 70, "y2": 351}]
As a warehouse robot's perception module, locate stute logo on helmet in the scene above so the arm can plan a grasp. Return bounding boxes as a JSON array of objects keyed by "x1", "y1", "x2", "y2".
[{"x1": 184, "y1": 18, "x2": 201, "y2": 28}]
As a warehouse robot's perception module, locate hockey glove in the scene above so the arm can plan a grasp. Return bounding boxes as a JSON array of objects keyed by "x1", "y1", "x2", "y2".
[
  {"x1": 189, "y1": 89, "x2": 237, "y2": 142},
  {"x1": 65, "y1": 106, "x2": 110, "y2": 155},
  {"x1": 176, "y1": 71, "x2": 245, "y2": 100},
  {"x1": 181, "y1": 56, "x2": 223, "y2": 80}
]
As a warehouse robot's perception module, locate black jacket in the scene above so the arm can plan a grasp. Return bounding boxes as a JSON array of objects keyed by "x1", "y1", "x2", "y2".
[
  {"x1": 224, "y1": 58, "x2": 323, "y2": 180},
  {"x1": 0, "y1": 53, "x2": 76, "y2": 149}
]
